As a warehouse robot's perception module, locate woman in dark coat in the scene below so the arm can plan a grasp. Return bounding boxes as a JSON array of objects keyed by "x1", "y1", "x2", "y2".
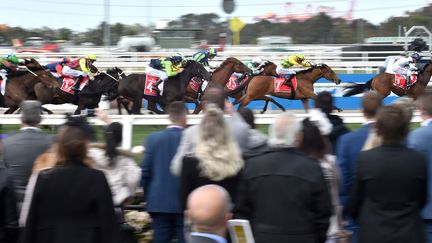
[
  {"x1": 347, "y1": 105, "x2": 427, "y2": 243},
  {"x1": 20, "y1": 116, "x2": 120, "y2": 243}
]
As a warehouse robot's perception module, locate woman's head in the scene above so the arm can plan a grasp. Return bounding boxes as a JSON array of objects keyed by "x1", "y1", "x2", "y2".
[
  {"x1": 105, "y1": 122, "x2": 123, "y2": 166},
  {"x1": 376, "y1": 105, "x2": 410, "y2": 145},
  {"x1": 299, "y1": 118, "x2": 329, "y2": 159},
  {"x1": 315, "y1": 91, "x2": 333, "y2": 114},
  {"x1": 56, "y1": 126, "x2": 89, "y2": 162},
  {"x1": 195, "y1": 104, "x2": 244, "y2": 181}
]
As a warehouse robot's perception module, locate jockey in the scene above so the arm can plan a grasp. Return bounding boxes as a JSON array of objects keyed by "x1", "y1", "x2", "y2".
[
  {"x1": 62, "y1": 54, "x2": 97, "y2": 92},
  {"x1": 233, "y1": 57, "x2": 264, "y2": 85},
  {"x1": 279, "y1": 54, "x2": 313, "y2": 86},
  {"x1": 392, "y1": 52, "x2": 420, "y2": 89},
  {"x1": 45, "y1": 57, "x2": 71, "y2": 78},
  {"x1": 148, "y1": 54, "x2": 184, "y2": 92},
  {"x1": 192, "y1": 47, "x2": 217, "y2": 68},
  {"x1": 0, "y1": 54, "x2": 24, "y2": 82}
]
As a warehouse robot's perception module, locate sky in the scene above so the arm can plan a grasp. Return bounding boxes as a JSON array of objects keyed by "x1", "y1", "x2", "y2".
[{"x1": 1, "y1": 0, "x2": 431, "y2": 31}]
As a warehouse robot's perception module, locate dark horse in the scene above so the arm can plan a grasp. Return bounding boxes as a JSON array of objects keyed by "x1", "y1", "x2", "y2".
[
  {"x1": 0, "y1": 59, "x2": 59, "y2": 114},
  {"x1": 114, "y1": 60, "x2": 211, "y2": 114},
  {"x1": 233, "y1": 64, "x2": 342, "y2": 112},
  {"x1": 34, "y1": 67, "x2": 124, "y2": 114},
  {"x1": 189, "y1": 57, "x2": 252, "y2": 114},
  {"x1": 343, "y1": 61, "x2": 432, "y2": 100}
]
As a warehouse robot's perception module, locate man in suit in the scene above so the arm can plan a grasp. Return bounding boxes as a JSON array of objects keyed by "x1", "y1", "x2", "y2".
[
  {"x1": 1, "y1": 100, "x2": 52, "y2": 209},
  {"x1": 235, "y1": 112, "x2": 332, "y2": 243},
  {"x1": 336, "y1": 91, "x2": 382, "y2": 241},
  {"x1": 348, "y1": 105, "x2": 427, "y2": 243},
  {"x1": 141, "y1": 101, "x2": 188, "y2": 243},
  {"x1": 186, "y1": 185, "x2": 233, "y2": 243},
  {"x1": 408, "y1": 92, "x2": 432, "y2": 243},
  {"x1": 171, "y1": 85, "x2": 257, "y2": 175},
  {"x1": 0, "y1": 166, "x2": 18, "y2": 243}
]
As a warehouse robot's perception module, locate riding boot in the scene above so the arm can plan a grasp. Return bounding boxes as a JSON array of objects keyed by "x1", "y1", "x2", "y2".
[
  {"x1": 152, "y1": 79, "x2": 163, "y2": 92},
  {"x1": 73, "y1": 76, "x2": 83, "y2": 93},
  {"x1": 236, "y1": 75, "x2": 245, "y2": 85},
  {"x1": 283, "y1": 74, "x2": 295, "y2": 86}
]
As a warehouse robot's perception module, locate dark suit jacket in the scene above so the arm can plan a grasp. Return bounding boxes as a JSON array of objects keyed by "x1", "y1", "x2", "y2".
[
  {"x1": 2, "y1": 128, "x2": 52, "y2": 205},
  {"x1": 327, "y1": 114, "x2": 350, "y2": 154},
  {"x1": 336, "y1": 124, "x2": 371, "y2": 206},
  {"x1": 408, "y1": 122, "x2": 432, "y2": 219},
  {"x1": 141, "y1": 127, "x2": 183, "y2": 213},
  {"x1": 0, "y1": 167, "x2": 18, "y2": 243},
  {"x1": 347, "y1": 145, "x2": 427, "y2": 243},
  {"x1": 235, "y1": 148, "x2": 332, "y2": 243},
  {"x1": 20, "y1": 160, "x2": 120, "y2": 243},
  {"x1": 180, "y1": 156, "x2": 242, "y2": 209}
]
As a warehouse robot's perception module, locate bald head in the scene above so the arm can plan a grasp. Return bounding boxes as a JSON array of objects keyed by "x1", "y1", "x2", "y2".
[
  {"x1": 186, "y1": 185, "x2": 233, "y2": 235},
  {"x1": 203, "y1": 85, "x2": 225, "y2": 110}
]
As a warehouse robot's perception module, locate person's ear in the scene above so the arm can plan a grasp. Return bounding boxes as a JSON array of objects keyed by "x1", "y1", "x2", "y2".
[{"x1": 225, "y1": 212, "x2": 233, "y2": 222}]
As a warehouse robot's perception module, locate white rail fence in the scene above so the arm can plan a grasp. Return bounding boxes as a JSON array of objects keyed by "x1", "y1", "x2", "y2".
[
  {"x1": 0, "y1": 112, "x2": 422, "y2": 149},
  {"x1": 3, "y1": 48, "x2": 430, "y2": 73}
]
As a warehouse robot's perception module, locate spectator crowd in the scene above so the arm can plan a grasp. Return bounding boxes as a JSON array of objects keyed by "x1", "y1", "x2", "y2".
[{"x1": 1, "y1": 86, "x2": 432, "y2": 243}]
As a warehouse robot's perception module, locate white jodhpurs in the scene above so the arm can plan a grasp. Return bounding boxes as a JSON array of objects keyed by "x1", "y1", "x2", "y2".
[
  {"x1": 146, "y1": 66, "x2": 168, "y2": 81},
  {"x1": 276, "y1": 67, "x2": 295, "y2": 76},
  {"x1": 62, "y1": 66, "x2": 86, "y2": 77}
]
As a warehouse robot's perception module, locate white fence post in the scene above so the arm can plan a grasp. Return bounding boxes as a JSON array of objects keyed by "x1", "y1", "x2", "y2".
[{"x1": 121, "y1": 115, "x2": 134, "y2": 149}]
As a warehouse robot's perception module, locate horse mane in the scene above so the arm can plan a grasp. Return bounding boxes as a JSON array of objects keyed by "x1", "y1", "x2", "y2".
[
  {"x1": 7, "y1": 70, "x2": 39, "y2": 78},
  {"x1": 213, "y1": 57, "x2": 238, "y2": 72},
  {"x1": 295, "y1": 63, "x2": 328, "y2": 75}
]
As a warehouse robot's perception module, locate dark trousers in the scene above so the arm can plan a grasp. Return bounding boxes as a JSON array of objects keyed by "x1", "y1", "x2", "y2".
[{"x1": 150, "y1": 212, "x2": 185, "y2": 243}]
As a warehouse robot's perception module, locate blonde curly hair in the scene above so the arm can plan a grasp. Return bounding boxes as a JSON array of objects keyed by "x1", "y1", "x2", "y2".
[{"x1": 194, "y1": 104, "x2": 244, "y2": 181}]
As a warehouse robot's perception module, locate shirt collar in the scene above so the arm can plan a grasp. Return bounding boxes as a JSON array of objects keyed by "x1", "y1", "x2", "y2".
[
  {"x1": 20, "y1": 127, "x2": 41, "y2": 132},
  {"x1": 190, "y1": 232, "x2": 227, "y2": 243},
  {"x1": 167, "y1": 125, "x2": 184, "y2": 130},
  {"x1": 421, "y1": 118, "x2": 432, "y2": 127}
]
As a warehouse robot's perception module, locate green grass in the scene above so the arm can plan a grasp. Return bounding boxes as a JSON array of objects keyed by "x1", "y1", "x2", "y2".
[{"x1": 1, "y1": 123, "x2": 421, "y2": 147}]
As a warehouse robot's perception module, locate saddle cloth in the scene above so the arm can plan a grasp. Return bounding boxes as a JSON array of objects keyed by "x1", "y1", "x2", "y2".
[
  {"x1": 60, "y1": 76, "x2": 89, "y2": 95},
  {"x1": 274, "y1": 76, "x2": 298, "y2": 92},
  {"x1": 394, "y1": 73, "x2": 417, "y2": 88},
  {"x1": 226, "y1": 75, "x2": 249, "y2": 90},
  {"x1": 144, "y1": 74, "x2": 164, "y2": 96}
]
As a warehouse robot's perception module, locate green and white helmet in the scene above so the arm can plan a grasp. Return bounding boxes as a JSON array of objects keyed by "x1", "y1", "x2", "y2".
[{"x1": 6, "y1": 54, "x2": 19, "y2": 64}]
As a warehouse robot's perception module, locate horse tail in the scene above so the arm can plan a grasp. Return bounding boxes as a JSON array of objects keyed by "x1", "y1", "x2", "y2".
[
  {"x1": 343, "y1": 79, "x2": 372, "y2": 97},
  {"x1": 225, "y1": 75, "x2": 253, "y2": 96}
]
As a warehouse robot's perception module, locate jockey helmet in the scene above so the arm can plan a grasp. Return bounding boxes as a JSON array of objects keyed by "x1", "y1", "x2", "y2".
[
  {"x1": 209, "y1": 48, "x2": 217, "y2": 57},
  {"x1": 86, "y1": 54, "x2": 97, "y2": 61},
  {"x1": 252, "y1": 57, "x2": 262, "y2": 65},
  {"x1": 411, "y1": 52, "x2": 421, "y2": 61},
  {"x1": 171, "y1": 55, "x2": 182, "y2": 64},
  {"x1": 6, "y1": 54, "x2": 19, "y2": 64},
  {"x1": 297, "y1": 54, "x2": 305, "y2": 61}
]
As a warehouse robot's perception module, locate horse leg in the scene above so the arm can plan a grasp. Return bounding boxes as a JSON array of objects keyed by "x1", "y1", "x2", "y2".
[
  {"x1": 4, "y1": 106, "x2": 19, "y2": 114},
  {"x1": 147, "y1": 101, "x2": 164, "y2": 114},
  {"x1": 261, "y1": 100, "x2": 270, "y2": 114},
  {"x1": 301, "y1": 98, "x2": 310, "y2": 113},
  {"x1": 131, "y1": 98, "x2": 143, "y2": 115},
  {"x1": 238, "y1": 95, "x2": 253, "y2": 109},
  {"x1": 116, "y1": 97, "x2": 123, "y2": 115},
  {"x1": 42, "y1": 107, "x2": 54, "y2": 114},
  {"x1": 193, "y1": 103, "x2": 203, "y2": 114},
  {"x1": 255, "y1": 95, "x2": 286, "y2": 113},
  {"x1": 74, "y1": 105, "x2": 83, "y2": 115}
]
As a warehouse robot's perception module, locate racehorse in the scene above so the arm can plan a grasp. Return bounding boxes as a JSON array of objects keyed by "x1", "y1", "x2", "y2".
[
  {"x1": 188, "y1": 57, "x2": 252, "y2": 114},
  {"x1": 343, "y1": 60, "x2": 432, "y2": 99},
  {"x1": 114, "y1": 60, "x2": 211, "y2": 114},
  {"x1": 34, "y1": 67, "x2": 124, "y2": 114},
  {"x1": 229, "y1": 61, "x2": 279, "y2": 105},
  {"x1": 0, "y1": 59, "x2": 59, "y2": 114},
  {"x1": 233, "y1": 64, "x2": 342, "y2": 113}
]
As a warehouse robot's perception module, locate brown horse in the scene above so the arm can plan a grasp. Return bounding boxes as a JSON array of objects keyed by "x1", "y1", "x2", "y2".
[
  {"x1": 234, "y1": 64, "x2": 342, "y2": 112},
  {"x1": 189, "y1": 57, "x2": 252, "y2": 114},
  {"x1": 114, "y1": 60, "x2": 211, "y2": 114},
  {"x1": 229, "y1": 61, "x2": 279, "y2": 106},
  {"x1": 0, "y1": 59, "x2": 59, "y2": 114},
  {"x1": 343, "y1": 61, "x2": 432, "y2": 99},
  {"x1": 34, "y1": 67, "x2": 124, "y2": 114}
]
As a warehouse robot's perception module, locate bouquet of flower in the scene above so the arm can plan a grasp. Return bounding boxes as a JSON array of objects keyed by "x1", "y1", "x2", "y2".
[{"x1": 124, "y1": 210, "x2": 153, "y2": 243}]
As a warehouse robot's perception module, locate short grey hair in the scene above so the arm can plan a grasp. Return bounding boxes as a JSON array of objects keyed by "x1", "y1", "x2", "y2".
[
  {"x1": 20, "y1": 100, "x2": 42, "y2": 126},
  {"x1": 268, "y1": 112, "x2": 302, "y2": 148}
]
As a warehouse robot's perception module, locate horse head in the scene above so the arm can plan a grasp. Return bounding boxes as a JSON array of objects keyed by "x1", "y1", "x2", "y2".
[
  {"x1": 260, "y1": 61, "x2": 278, "y2": 76},
  {"x1": 215, "y1": 57, "x2": 252, "y2": 75},
  {"x1": 183, "y1": 60, "x2": 211, "y2": 81},
  {"x1": 317, "y1": 63, "x2": 341, "y2": 85}
]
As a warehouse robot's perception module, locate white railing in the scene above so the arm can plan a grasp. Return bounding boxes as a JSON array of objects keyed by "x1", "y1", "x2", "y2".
[
  {"x1": 0, "y1": 112, "x2": 422, "y2": 149},
  {"x1": 2, "y1": 46, "x2": 429, "y2": 73}
]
